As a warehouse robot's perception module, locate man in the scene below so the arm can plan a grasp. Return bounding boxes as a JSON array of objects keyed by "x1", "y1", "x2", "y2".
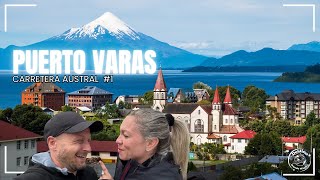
[{"x1": 14, "y1": 111, "x2": 104, "y2": 180}]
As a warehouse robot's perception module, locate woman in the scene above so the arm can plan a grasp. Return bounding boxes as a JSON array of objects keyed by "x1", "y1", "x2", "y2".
[{"x1": 101, "y1": 108, "x2": 190, "y2": 180}]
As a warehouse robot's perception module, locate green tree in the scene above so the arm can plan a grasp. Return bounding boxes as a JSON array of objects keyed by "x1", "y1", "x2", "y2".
[
  {"x1": 266, "y1": 105, "x2": 281, "y2": 120},
  {"x1": 245, "y1": 132, "x2": 281, "y2": 156},
  {"x1": 264, "y1": 120, "x2": 292, "y2": 136},
  {"x1": 305, "y1": 111, "x2": 320, "y2": 127},
  {"x1": 220, "y1": 166, "x2": 243, "y2": 180},
  {"x1": 139, "y1": 91, "x2": 153, "y2": 105},
  {"x1": 61, "y1": 105, "x2": 73, "y2": 112},
  {"x1": 96, "y1": 104, "x2": 121, "y2": 119},
  {"x1": 0, "y1": 108, "x2": 13, "y2": 122},
  {"x1": 11, "y1": 104, "x2": 51, "y2": 135},
  {"x1": 193, "y1": 81, "x2": 212, "y2": 91},
  {"x1": 246, "y1": 120, "x2": 265, "y2": 133},
  {"x1": 241, "y1": 85, "x2": 269, "y2": 111},
  {"x1": 197, "y1": 100, "x2": 211, "y2": 105},
  {"x1": 118, "y1": 101, "x2": 132, "y2": 109},
  {"x1": 304, "y1": 124, "x2": 320, "y2": 178}
]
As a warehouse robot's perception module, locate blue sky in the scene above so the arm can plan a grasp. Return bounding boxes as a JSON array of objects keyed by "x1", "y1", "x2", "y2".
[{"x1": 0, "y1": 0, "x2": 319, "y2": 56}]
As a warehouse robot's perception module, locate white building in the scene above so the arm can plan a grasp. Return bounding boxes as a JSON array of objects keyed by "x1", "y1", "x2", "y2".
[
  {"x1": 163, "y1": 85, "x2": 243, "y2": 152},
  {"x1": 230, "y1": 130, "x2": 256, "y2": 154},
  {"x1": 114, "y1": 95, "x2": 140, "y2": 105},
  {"x1": 282, "y1": 136, "x2": 306, "y2": 150},
  {"x1": 0, "y1": 121, "x2": 42, "y2": 180}
]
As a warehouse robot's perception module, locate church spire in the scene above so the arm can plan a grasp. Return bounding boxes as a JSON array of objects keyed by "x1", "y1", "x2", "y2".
[
  {"x1": 224, "y1": 86, "x2": 232, "y2": 104},
  {"x1": 154, "y1": 68, "x2": 167, "y2": 91},
  {"x1": 212, "y1": 86, "x2": 221, "y2": 104}
]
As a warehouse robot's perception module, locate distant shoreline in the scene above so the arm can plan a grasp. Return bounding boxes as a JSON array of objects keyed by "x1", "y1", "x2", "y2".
[{"x1": 183, "y1": 65, "x2": 306, "y2": 72}]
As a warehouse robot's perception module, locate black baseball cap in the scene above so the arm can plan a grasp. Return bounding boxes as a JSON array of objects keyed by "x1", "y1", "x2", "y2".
[{"x1": 44, "y1": 111, "x2": 103, "y2": 140}]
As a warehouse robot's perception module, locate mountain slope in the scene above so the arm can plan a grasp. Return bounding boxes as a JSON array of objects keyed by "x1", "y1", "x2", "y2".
[
  {"x1": 288, "y1": 41, "x2": 320, "y2": 52},
  {"x1": 201, "y1": 48, "x2": 320, "y2": 67},
  {"x1": 0, "y1": 12, "x2": 207, "y2": 70}
]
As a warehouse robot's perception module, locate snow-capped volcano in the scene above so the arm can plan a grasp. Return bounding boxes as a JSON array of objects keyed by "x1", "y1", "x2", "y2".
[
  {"x1": 55, "y1": 12, "x2": 140, "y2": 40},
  {"x1": 1, "y1": 12, "x2": 207, "y2": 69}
]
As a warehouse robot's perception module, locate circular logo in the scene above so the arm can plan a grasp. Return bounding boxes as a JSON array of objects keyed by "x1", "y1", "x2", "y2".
[{"x1": 288, "y1": 149, "x2": 311, "y2": 172}]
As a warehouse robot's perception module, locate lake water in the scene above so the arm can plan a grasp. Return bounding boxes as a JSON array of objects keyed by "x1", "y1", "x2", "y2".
[{"x1": 1, "y1": 70, "x2": 320, "y2": 109}]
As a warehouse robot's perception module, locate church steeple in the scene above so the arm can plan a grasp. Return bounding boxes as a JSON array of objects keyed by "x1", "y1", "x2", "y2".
[
  {"x1": 154, "y1": 68, "x2": 167, "y2": 91},
  {"x1": 212, "y1": 86, "x2": 221, "y2": 104},
  {"x1": 153, "y1": 68, "x2": 167, "y2": 112},
  {"x1": 224, "y1": 86, "x2": 232, "y2": 106}
]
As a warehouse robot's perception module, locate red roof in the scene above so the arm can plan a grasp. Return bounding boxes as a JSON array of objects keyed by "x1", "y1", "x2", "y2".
[
  {"x1": 223, "y1": 86, "x2": 232, "y2": 103},
  {"x1": 285, "y1": 146, "x2": 294, "y2": 150},
  {"x1": 282, "y1": 136, "x2": 306, "y2": 144},
  {"x1": 212, "y1": 87, "x2": 221, "y2": 104},
  {"x1": 219, "y1": 125, "x2": 240, "y2": 134},
  {"x1": 224, "y1": 104, "x2": 237, "y2": 115},
  {"x1": 0, "y1": 121, "x2": 41, "y2": 142},
  {"x1": 200, "y1": 105, "x2": 212, "y2": 114},
  {"x1": 37, "y1": 141, "x2": 49, "y2": 152},
  {"x1": 154, "y1": 68, "x2": 167, "y2": 90},
  {"x1": 207, "y1": 133, "x2": 221, "y2": 139},
  {"x1": 37, "y1": 140, "x2": 118, "y2": 152},
  {"x1": 230, "y1": 130, "x2": 256, "y2": 139}
]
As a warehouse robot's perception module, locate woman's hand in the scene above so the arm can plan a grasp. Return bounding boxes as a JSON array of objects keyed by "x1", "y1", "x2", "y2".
[{"x1": 98, "y1": 161, "x2": 113, "y2": 180}]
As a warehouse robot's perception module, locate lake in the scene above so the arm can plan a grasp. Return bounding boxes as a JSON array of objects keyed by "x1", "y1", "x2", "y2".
[{"x1": 1, "y1": 70, "x2": 320, "y2": 109}]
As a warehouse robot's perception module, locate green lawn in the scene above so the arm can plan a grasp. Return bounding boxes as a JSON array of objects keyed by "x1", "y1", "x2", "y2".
[{"x1": 191, "y1": 160, "x2": 227, "y2": 167}]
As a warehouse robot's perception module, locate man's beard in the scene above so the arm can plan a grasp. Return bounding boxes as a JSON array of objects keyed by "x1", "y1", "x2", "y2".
[{"x1": 57, "y1": 148, "x2": 86, "y2": 172}]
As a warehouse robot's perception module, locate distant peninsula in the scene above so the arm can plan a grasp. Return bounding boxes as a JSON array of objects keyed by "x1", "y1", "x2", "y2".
[
  {"x1": 274, "y1": 64, "x2": 320, "y2": 82},
  {"x1": 183, "y1": 65, "x2": 306, "y2": 72}
]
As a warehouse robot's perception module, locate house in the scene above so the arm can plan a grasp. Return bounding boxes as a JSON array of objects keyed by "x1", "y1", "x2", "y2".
[
  {"x1": 68, "y1": 86, "x2": 113, "y2": 110},
  {"x1": 167, "y1": 88, "x2": 183, "y2": 103},
  {"x1": 114, "y1": 95, "x2": 140, "y2": 105},
  {"x1": 258, "y1": 155, "x2": 288, "y2": 167},
  {"x1": 282, "y1": 136, "x2": 306, "y2": 150},
  {"x1": 41, "y1": 107, "x2": 55, "y2": 116},
  {"x1": 193, "y1": 89, "x2": 210, "y2": 102},
  {"x1": 37, "y1": 140, "x2": 118, "y2": 163},
  {"x1": 22, "y1": 82, "x2": 65, "y2": 111},
  {"x1": 246, "y1": 172, "x2": 287, "y2": 180},
  {"x1": 266, "y1": 90, "x2": 320, "y2": 123},
  {"x1": 76, "y1": 106, "x2": 92, "y2": 113},
  {"x1": 230, "y1": 130, "x2": 256, "y2": 154},
  {"x1": 184, "y1": 91, "x2": 197, "y2": 103},
  {"x1": 0, "y1": 121, "x2": 42, "y2": 180}
]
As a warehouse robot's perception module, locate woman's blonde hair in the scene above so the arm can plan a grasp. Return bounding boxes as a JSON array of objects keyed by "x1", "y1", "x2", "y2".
[{"x1": 128, "y1": 109, "x2": 190, "y2": 180}]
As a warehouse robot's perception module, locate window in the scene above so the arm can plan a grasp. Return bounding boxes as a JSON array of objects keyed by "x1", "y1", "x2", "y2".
[
  {"x1": 31, "y1": 140, "x2": 35, "y2": 149},
  {"x1": 24, "y1": 140, "x2": 28, "y2": 149},
  {"x1": 110, "y1": 152, "x2": 118, "y2": 157},
  {"x1": 161, "y1": 93, "x2": 164, "y2": 99},
  {"x1": 214, "y1": 125, "x2": 217, "y2": 130},
  {"x1": 194, "y1": 119, "x2": 204, "y2": 132},
  {"x1": 24, "y1": 156, "x2": 29, "y2": 165},
  {"x1": 91, "y1": 152, "x2": 99, "y2": 156},
  {"x1": 17, "y1": 157, "x2": 21, "y2": 166},
  {"x1": 198, "y1": 110, "x2": 201, "y2": 115},
  {"x1": 223, "y1": 135, "x2": 227, "y2": 142},
  {"x1": 238, "y1": 139, "x2": 241, "y2": 143},
  {"x1": 245, "y1": 139, "x2": 248, "y2": 143},
  {"x1": 232, "y1": 145, "x2": 234, "y2": 150},
  {"x1": 225, "y1": 119, "x2": 228, "y2": 123},
  {"x1": 17, "y1": 141, "x2": 21, "y2": 150},
  {"x1": 230, "y1": 119, "x2": 233, "y2": 124}
]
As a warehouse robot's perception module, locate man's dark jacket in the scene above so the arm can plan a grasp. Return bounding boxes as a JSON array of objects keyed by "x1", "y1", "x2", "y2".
[{"x1": 14, "y1": 152, "x2": 98, "y2": 180}]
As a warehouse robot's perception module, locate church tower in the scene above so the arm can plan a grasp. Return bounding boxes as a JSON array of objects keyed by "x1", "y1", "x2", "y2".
[
  {"x1": 224, "y1": 86, "x2": 232, "y2": 107},
  {"x1": 153, "y1": 68, "x2": 167, "y2": 112},
  {"x1": 211, "y1": 86, "x2": 222, "y2": 132}
]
